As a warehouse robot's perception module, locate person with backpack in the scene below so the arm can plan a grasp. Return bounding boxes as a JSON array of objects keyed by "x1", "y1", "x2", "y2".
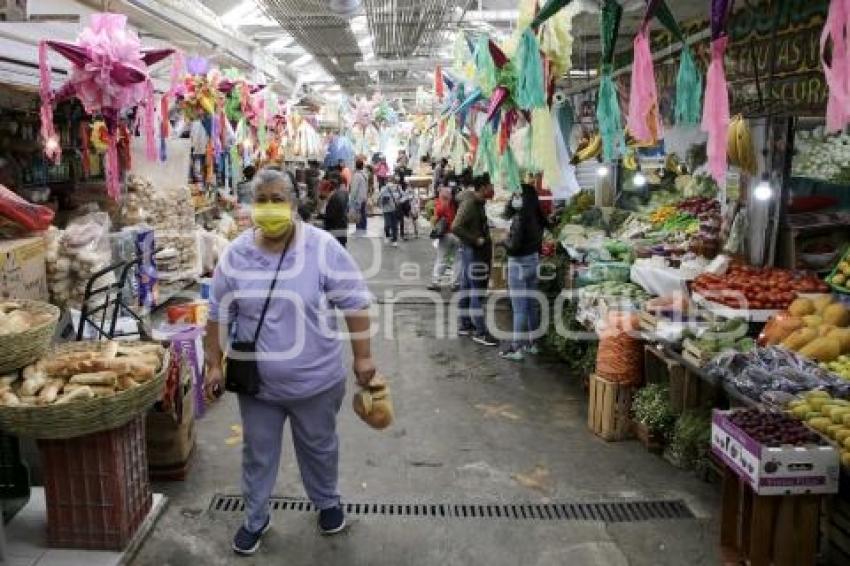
[
  {"x1": 428, "y1": 185, "x2": 461, "y2": 291},
  {"x1": 379, "y1": 173, "x2": 404, "y2": 247},
  {"x1": 499, "y1": 183, "x2": 546, "y2": 361}
]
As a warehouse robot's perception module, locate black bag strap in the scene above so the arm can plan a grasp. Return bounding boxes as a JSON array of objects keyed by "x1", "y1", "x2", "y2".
[{"x1": 254, "y1": 244, "x2": 288, "y2": 343}]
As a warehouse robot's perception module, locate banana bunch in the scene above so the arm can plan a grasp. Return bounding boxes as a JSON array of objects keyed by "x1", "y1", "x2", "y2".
[
  {"x1": 727, "y1": 115, "x2": 758, "y2": 175},
  {"x1": 570, "y1": 133, "x2": 602, "y2": 165},
  {"x1": 623, "y1": 151, "x2": 638, "y2": 170}
]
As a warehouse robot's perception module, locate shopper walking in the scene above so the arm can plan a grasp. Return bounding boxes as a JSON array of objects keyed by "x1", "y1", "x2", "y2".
[
  {"x1": 499, "y1": 183, "x2": 546, "y2": 361},
  {"x1": 349, "y1": 159, "x2": 369, "y2": 235},
  {"x1": 204, "y1": 169, "x2": 376, "y2": 555},
  {"x1": 324, "y1": 178, "x2": 350, "y2": 248},
  {"x1": 399, "y1": 181, "x2": 419, "y2": 239},
  {"x1": 428, "y1": 186, "x2": 461, "y2": 291},
  {"x1": 379, "y1": 174, "x2": 403, "y2": 247},
  {"x1": 452, "y1": 173, "x2": 497, "y2": 346}
]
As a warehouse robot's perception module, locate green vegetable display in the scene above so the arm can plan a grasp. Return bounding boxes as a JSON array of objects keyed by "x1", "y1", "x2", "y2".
[{"x1": 665, "y1": 411, "x2": 711, "y2": 470}]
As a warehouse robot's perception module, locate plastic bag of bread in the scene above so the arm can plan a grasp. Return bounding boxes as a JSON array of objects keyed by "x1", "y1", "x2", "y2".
[{"x1": 352, "y1": 374, "x2": 394, "y2": 430}]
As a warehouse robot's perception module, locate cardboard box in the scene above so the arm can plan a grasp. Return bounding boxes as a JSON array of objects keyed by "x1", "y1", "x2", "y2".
[
  {"x1": 711, "y1": 410, "x2": 839, "y2": 495},
  {"x1": 146, "y1": 386, "x2": 195, "y2": 469},
  {"x1": 0, "y1": 236, "x2": 47, "y2": 300}
]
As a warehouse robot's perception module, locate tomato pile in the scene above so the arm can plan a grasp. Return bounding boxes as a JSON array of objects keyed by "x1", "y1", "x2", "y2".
[{"x1": 691, "y1": 265, "x2": 829, "y2": 310}]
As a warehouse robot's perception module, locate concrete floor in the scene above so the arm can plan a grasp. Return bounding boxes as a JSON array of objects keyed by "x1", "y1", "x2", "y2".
[{"x1": 132, "y1": 222, "x2": 721, "y2": 566}]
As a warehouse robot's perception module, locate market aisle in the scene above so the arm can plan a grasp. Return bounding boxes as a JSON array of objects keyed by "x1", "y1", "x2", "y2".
[{"x1": 133, "y1": 228, "x2": 720, "y2": 566}]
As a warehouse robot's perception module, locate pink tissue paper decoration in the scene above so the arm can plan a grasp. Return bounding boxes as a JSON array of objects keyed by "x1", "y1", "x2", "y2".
[
  {"x1": 627, "y1": 26, "x2": 663, "y2": 144},
  {"x1": 38, "y1": 13, "x2": 173, "y2": 198},
  {"x1": 701, "y1": 36, "x2": 731, "y2": 185},
  {"x1": 821, "y1": 0, "x2": 850, "y2": 133}
]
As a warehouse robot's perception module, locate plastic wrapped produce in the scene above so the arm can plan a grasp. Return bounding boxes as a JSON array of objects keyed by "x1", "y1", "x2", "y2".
[{"x1": 705, "y1": 347, "x2": 850, "y2": 402}]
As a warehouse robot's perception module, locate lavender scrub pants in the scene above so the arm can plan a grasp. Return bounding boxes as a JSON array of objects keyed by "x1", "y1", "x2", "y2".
[{"x1": 238, "y1": 381, "x2": 346, "y2": 532}]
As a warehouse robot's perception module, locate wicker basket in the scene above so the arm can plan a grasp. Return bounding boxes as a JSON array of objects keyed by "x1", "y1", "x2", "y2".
[
  {"x1": 0, "y1": 342, "x2": 169, "y2": 439},
  {"x1": 0, "y1": 300, "x2": 60, "y2": 374}
]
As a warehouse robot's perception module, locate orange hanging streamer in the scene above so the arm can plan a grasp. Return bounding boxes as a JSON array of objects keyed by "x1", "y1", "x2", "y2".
[{"x1": 435, "y1": 65, "x2": 445, "y2": 101}]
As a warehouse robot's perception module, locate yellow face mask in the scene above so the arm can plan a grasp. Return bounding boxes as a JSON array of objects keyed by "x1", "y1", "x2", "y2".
[{"x1": 252, "y1": 202, "x2": 293, "y2": 238}]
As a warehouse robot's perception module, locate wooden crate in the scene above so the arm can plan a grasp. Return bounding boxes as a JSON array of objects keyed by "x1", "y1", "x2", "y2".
[
  {"x1": 720, "y1": 466, "x2": 822, "y2": 566},
  {"x1": 588, "y1": 373, "x2": 636, "y2": 441},
  {"x1": 823, "y1": 487, "x2": 850, "y2": 565}
]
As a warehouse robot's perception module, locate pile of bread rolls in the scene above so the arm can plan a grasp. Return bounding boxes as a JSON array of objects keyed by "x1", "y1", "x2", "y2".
[
  {"x1": 0, "y1": 301, "x2": 53, "y2": 336},
  {"x1": 0, "y1": 341, "x2": 164, "y2": 407},
  {"x1": 123, "y1": 175, "x2": 200, "y2": 278},
  {"x1": 352, "y1": 375, "x2": 394, "y2": 429}
]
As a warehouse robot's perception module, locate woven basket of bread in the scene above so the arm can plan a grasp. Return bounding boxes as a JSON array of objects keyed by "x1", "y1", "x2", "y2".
[
  {"x1": 0, "y1": 300, "x2": 60, "y2": 374},
  {"x1": 0, "y1": 341, "x2": 168, "y2": 439}
]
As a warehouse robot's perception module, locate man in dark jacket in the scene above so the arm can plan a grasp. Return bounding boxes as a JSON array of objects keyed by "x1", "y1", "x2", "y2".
[
  {"x1": 452, "y1": 173, "x2": 496, "y2": 346},
  {"x1": 323, "y1": 178, "x2": 349, "y2": 247}
]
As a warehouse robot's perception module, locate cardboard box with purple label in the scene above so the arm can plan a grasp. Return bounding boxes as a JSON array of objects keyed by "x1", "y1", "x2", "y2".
[{"x1": 711, "y1": 409, "x2": 839, "y2": 496}]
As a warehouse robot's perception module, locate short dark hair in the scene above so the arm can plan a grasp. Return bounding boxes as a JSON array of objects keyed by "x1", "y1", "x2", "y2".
[
  {"x1": 472, "y1": 173, "x2": 491, "y2": 190},
  {"x1": 355, "y1": 159, "x2": 364, "y2": 170},
  {"x1": 243, "y1": 165, "x2": 257, "y2": 180}
]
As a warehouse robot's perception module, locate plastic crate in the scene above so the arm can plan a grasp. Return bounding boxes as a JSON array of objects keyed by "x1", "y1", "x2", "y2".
[
  {"x1": 0, "y1": 431, "x2": 30, "y2": 500},
  {"x1": 37, "y1": 415, "x2": 152, "y2": 550}
]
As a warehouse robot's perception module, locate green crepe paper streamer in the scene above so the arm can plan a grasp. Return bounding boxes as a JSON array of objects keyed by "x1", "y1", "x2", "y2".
[
  {"x1": 501, "y1": 147, "x2": 522, "y2": 193},
  {"x1": 258, "y1": 114, "x2": 267, "y2": 151},
  {"x1": 531, "y1": 0, "x2": 575, "y2": 29},
  {"x1": 514, "y1": 29, "x2": 546, "y2": 110},
  {"x1": 524, "y1": 124, "x2": 539, "y2": 172},
  {"x1": 474, "y1": 34, "x2": 498, "y2": 97},
  {"x1": 225, "y1": 91, "x2": 242, "y2": 123},
  {"x1": 596, "y1": 0, "x2": 624, "y2": 162},
  {"x1": 597, "y1": 71, "x2": 625, "y2": 162},
  {"x1": 675, "y1": 48, "x2": 703, "y2": 125},
  {"x1": 474, "y1": 123, "x2": 498, "y2": 178},
  {"x1": 600, "y1": 0, "x2": 622, "y2": 65},
  {"x1": 556, "y1": 99, "x2": 575, "y2": 152}
]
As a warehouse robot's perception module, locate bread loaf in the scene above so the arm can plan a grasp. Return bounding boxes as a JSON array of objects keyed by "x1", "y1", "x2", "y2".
[
  {"x1": 69, "y1": 371, "x2": 118, "y2": 387},
  {"x1": 55, "y1": 386, "x2": 95, "y2": 404}
]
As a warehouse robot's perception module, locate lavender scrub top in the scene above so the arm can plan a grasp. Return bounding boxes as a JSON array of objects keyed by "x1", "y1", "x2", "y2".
[{"x1": 208, "y1": 224, "x2": 372, "y2": 401}]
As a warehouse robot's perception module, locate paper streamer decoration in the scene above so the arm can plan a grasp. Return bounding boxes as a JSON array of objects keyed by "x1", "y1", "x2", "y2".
[
  {"x1": 485, "y1": 86, "x2": 510, "y2": 123},
  {"x1": 500, "y1": 146, "x2": 521, "y2": 192},
  {"x1": 644, "y1": 0, "x2": 702, "y2": 125},
  {"x1": 474, "y1": 34, "x2": 498, "y2": 96},
  {"x1": 675, "y1": 47, "x2": 703, "y2": 125},
  {"x1": 627, "y1": 26, "x2": 662, "y2": 144},
  {"x1": 514, "y1": 28, "x2": 546, "y2": 110},
  {"x1": 474, "y1": 122, "x2": 498, "y2": 180},
  {"x1": 539, "y1": 2, "x2": 578, "y2": 78},
  {"x1": 531, "y1": 0, "x2": 575, "y2": 29},
  {"x1": 701, "y1": 0, "x2": 733, "y2": 184},
  {"x1": 531, "y1": 107, "x2": 561, "y2": 187},
  {"x1": 596, "y1": 0, "x2": 625, "y2": 162},
  {"x1": 821, "y1": 0, "x2": 850, "y2": 133},
  {"x1": 435, "y1": 65, "x2": 445, "y2": 100}
]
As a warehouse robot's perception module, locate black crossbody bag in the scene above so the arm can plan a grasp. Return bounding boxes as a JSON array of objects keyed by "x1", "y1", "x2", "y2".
[{"x1": 225, "y1": 246, "x2": 288, "y2": 396}]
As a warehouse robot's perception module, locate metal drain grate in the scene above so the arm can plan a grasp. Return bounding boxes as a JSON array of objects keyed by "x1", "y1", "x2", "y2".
[{"x1": 208, "y1": 495, "x2": 694, "y2": 523}]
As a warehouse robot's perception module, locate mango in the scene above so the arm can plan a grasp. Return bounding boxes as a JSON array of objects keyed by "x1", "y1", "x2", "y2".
[
  {"x1": 814, "y1": 295, "x2": 836, "y2": 313},
  {"x1": 803, "y1": 315, "x2": 824, "y2": 328},
  {"x1": 783, "y1": 328, "x2": 818, "y2": 351},
  {"x1": 810, "y1": 417, "x2": 833, "y2": 432},
  {"x1": 788, "y1": 298, "x2": 815, "y2": 317},
  {"x1": 799, "y1": 337, "x2": 842, "y2": 362},
  {"x1": 823, "y1": 303, "x2": 850, "y2": 327},
  {"x1": 828, "y1": 424, "x2": 845, "y2": 439}
]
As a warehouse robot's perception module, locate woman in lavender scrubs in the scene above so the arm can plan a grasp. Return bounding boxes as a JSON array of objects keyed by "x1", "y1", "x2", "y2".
[{"x1": 204, "y1": 169, "x2": 376, "y2": 555}]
